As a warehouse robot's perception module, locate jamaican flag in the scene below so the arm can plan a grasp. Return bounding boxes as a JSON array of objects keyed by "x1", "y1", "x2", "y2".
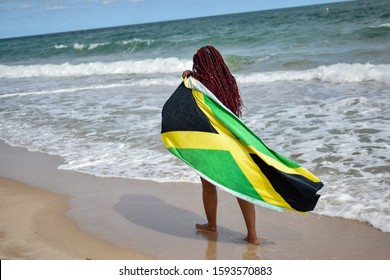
[{"x1": 161, "y1": 77, "x2": 323, "y2": 212}]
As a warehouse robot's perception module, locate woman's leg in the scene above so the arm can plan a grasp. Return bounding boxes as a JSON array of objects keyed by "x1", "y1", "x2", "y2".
[
  {"x1": 236, "y1": 198, "x2": 260, "y2": 245},
  {"x1": 196, "y1": 178, "x2": 218, "y2": 232}
]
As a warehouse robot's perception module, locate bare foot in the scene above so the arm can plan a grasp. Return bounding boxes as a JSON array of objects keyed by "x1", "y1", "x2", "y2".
[
  {"x1": 196, "y1": 223, "x2": 218, "y2": 233},
  {"x1": 245, "y1": 236, "x2": 260, "y2": 245}
]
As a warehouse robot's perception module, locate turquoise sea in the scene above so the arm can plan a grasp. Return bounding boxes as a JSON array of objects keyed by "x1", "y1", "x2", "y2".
[{"x1": 0, "y1": 0, "x2": 389, "y2": 232}]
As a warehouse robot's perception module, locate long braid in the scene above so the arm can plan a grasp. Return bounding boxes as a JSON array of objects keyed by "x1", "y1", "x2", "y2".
[{"x1": 192, "y1": 46, "x2": 243, "y2": 117}]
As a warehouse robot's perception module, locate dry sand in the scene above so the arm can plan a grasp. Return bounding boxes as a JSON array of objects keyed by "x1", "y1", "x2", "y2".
[{"x1": 1, "y1": 141, "x2": 389, "y2": 260}]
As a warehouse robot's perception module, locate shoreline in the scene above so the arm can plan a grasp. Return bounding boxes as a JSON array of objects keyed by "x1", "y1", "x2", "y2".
[{"x1": 1, "y1": 140, "x2": 389, "y2": 259}]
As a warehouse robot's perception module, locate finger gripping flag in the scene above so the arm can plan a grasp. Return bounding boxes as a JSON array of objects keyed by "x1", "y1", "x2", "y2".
[{"x1": 161, "y1": 77, "x2": 323, "y2": 212}]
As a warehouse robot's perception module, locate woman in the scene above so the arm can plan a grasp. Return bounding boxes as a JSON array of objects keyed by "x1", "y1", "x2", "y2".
[{"x1": 182, "y1": 46, "x2": 259, "y2": 245}]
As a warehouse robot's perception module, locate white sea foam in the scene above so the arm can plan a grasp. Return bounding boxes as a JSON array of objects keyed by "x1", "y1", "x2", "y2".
[
  {"x1": 237, "y1": 63, "x2": 390, "y2": 84},
  {"x1": 1, "y1": 62, "x2": 389, "y2": 85},
  {"x1": 88, "y1": 42, "x2": 110, "y2": 50},
  {"x1": 0, "y1": 78, "x2": 179, "y2": 99},
  {"x1": 71, "y1": 42, "x2": 110, "y2": 50},
  {"x1": 121, "y1": 38, "x2": 154, "y2": 45},
  {"x1": 369, "y1": 23, "x2": 390, "y2": 28},
  {"x1": 0, "y1": 83, "x2": 128, "y2": 99},
  {"x1": 54, "y1": 44, "x2": 68, "y2": 49},
  {"x1": 0, "y1": 58, "x2": 193, "y2": 78},
  {"x1": 73, "y1": 43, "x2": 86, "y2": 50}
]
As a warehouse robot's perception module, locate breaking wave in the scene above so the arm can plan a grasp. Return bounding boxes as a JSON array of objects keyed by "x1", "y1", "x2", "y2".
[{"x1": 1, "y1": 61, "x2": 389, "y2": 85}]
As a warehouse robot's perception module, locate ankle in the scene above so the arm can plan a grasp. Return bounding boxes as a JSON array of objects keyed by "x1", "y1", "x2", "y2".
[{"x1": 207, "y1": 224, "x2": 217, "y2": 231}]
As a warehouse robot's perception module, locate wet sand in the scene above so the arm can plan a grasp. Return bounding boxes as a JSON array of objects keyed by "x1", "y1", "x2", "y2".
[{"x1": 1, "y1": 141, "x2": 389, "y2": 260}]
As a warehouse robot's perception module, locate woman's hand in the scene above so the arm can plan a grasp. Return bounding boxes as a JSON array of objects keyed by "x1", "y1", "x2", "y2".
[{"x1": 182, "y1": 70, "x2": 193, "y2": 78}]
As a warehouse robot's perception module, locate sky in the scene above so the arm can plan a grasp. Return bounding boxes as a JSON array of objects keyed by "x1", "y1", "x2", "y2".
[{"x1": 0, "y1": 0, "x2": 346, "y2": 39}]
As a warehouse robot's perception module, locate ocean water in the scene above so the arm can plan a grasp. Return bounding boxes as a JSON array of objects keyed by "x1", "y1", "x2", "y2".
[{"x1": 0, "y1": 0, "x2": 389, "y2": 232}]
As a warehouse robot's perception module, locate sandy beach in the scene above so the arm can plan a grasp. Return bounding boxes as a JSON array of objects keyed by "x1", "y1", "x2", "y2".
[{"x1": 0, "y1": 140, "x2": 389, "y2": 260}]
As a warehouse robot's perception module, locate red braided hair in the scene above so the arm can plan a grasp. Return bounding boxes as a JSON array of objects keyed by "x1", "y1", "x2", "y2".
[{"x1": 192, "y1": 46, "x2": 243, "y2": 117}]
